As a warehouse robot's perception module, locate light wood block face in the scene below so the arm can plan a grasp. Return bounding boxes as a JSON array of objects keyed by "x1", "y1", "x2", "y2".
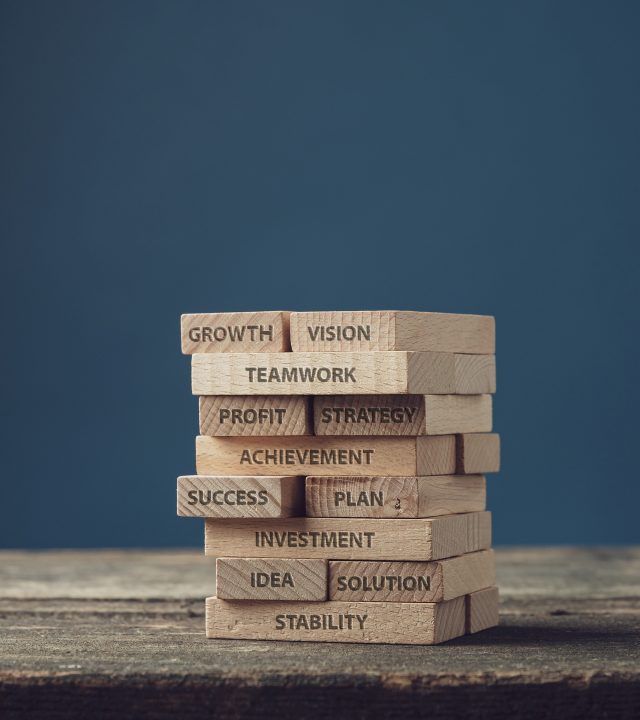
[
  {"x1": 290, "y1": 311, "x2": 495, "y2": 355},
  {"x1": 199, "y1": 396, "x2": 311, "y2": 436},
  {"x1": 196, "y1": 435, "x2": 456, "y2": 477},
  {"x1": 313, "y1": 394, "x2": 492, "y2": 436},
  {"x1": 176, "y1": 476, "x2": 304, "y2": 518},
  {"x1": 204, "y1": 512, "x2": 491, "y2": 561},
  {"x1": 205, "y1": 596, "x2": 466, "y2": 644},
  {"x1": 191, "y1": 351, "x2": 496, "y2": 396},
  {"x1": 457, "y1": 433, "x2": 501, "y2": 474},
  {"x1": 305, "y1": 475, "x2": 486, "y2": 518},
  {"x1": 466, "y1": 586, "x2": 499, "y2": 633},
  {"x1": 216, "y1": 558, "x2": 328, "y2": 601},
  {"x1": 181, "y1": 312, "x2": 290, "y2": 354},
  {"x1": 329, "y1": 550, "x2": 495, "y2": 602},
  {"x1": 453, "y1": 354, "x2": 497, "y2": 394}
]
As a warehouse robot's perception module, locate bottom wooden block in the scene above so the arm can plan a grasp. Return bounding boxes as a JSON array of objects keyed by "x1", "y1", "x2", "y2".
[
  {"x1": 466, "y1": 586, "x2": 499, "y2": 633},
  {"x1": 205, "y1": 596, "x2": 466, "y2": 644}
]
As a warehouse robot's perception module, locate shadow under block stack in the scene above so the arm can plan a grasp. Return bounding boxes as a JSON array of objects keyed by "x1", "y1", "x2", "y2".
[{"x1": 178, "y1": 310, "x2": 500, "y2": 645}]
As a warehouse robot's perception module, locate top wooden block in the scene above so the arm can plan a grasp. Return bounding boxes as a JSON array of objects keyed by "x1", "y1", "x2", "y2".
[
  {"x1": 181, "y1": 312, "x2": 290, "y2": 354},
  {"x1": 290, "y1": 311, "x2": 495, "y2": 354}
]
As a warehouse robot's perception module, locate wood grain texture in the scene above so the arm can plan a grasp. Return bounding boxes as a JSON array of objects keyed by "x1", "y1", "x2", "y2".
[
  {"x1": 216, "y1": 558, "x2": 328, "y2": 601},
  {"x1": 205, "y1": 596, "x2": 466, "y2": 644},
  {"x1": 329, "y1": 550, "x2": 495, "y2": 602},
  {"x1": 314, "y1": 394, "x2": 492, "y2": 436},
  {"x1": 290, "y1": 311, "x2": 495, "y2": 354},
  {"x1": 418, "y1": 475, "x2": 486, "y2": 516},
  {"x1": 3, "y1": 548, "x2": 640, "y2": 720},
  {"x1": 430, "y1": 511, "x2": 492, "y2": 561},
  {"x1": 191, "y1": 351, "x2": 496, "y2": 396},
  {"x1": 452, "y1": 354, "x2": 497, "y2": 394},
  {"x1": 305, "y1": 475, "x2": 486, "y2": 518},
  {"x1": 466, "y1": 586, "x2": 500, "y2": 633},
  {"x1": 3, "y1": 546, "x2": 639, "y2": 601},
  {"x1": 181, "y1": 311, "x2": 290, "y2": 354},
  {"x1": 422, "y1": 395, "x2": 492, "y2": 435},
  {"x1": 177, "y1": 476, "x2": 304, "y2": 518},
  {"x1": 196, "y1": 435, "x2": 456, "y2": 477},
  {"x1": 199, "y1": 396, "x2": 311, "y2": 436},
  {"x1": 204, "y1": 512, "x2": 491, "y2": 561},
  {"x1": 457, "y1": 433, "x2": 501, "y2": 474}
]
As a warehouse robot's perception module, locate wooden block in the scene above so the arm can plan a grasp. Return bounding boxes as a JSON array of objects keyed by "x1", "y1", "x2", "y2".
[
  {"x1": 177, "y1": 476, "x2": 304, "y2": 518},
  {"x1": 196, "y1": 435, "x2": 456, "y2": 477},
  {"x1": 454, "y1": 354, "x2": 497, "y2": 394},
  {"x1": 206, "y1": 596, "x2": 466, "y2": 644},
  {"x1": 181, "y1": 311, "x2": 290, "y2": 354},
  {"x1": 329, "y1": 549, "x2": 495, "y2": 602},
  {"x1": 216, "y1": 558, "x2": 328, "y2": 601},
  {"x1": 204, "y1": 512, "x2": 492, "y2": 561},
  {"x1": 457, "y1": 433, "x2": 500, "y2": 474},
  {"x1": 466, "y1": 586, "x2": 499, "y2": 633},
  {"x1": 199, "y1": 396, "x2": 311, "y2": 436},
  {"x1": 191, "y1": 351, "x2": 496, "y2": 396},
  {"x1": 290, "y1": 311, "x2": 495, "y2": 354},
  {"x1": 305, "y1": 475, "x2": 486, "y2": 518},
  {"x1": 314, "y1": 394, "x2": 492, "y2": 436}
]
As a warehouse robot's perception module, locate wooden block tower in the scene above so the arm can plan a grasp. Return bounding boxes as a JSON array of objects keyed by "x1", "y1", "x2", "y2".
[{"x1": 178, "y1": 310, "x2": 499, "y2": 644}]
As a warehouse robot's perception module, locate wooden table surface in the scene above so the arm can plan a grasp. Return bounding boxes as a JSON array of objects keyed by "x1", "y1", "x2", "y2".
[{"x1": 1, "y1": 547, "x2": 639, "y2": 719}]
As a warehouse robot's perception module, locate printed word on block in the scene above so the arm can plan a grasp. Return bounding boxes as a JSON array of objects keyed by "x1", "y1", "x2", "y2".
[
  {"x1": 216, "y1": 558, "x2": 327, "y2": 601},
  {"x1": 466, "y1": 586, "x2": 500, "y2": 633},
  {"x1": 314, "y1": 394, "x2": 492, "y2": 436},
  {"x1": 199, "y1": 396, "x2": 311, "y2": 436},
  {"x1": 195, "y1": 435, "x2": 456, "y2": 477},
  {"x1": 204, "y1": 512, "x2": 491, "y2": 561},
  {"x1": 205, "y1": 596, "x2": 466, "y2": 645},
  {"x1": 328, "y1": 550, "x2": 495, "y2": 602},
  {"x1": 305, "y1": 475, "x2": 486, "y2": 518},
  {"x1": 290, "y1": 311, "x2": 495, "y2": 354},
  {"x1": 176, "y1": 476, "x2": 304, "y2": 518},
  {"x1": 191, "y1": 351, "x2": 496, "y2": 396},
  {"x1": 181, "y1": 311, "x2": 290, "y2": 354}
]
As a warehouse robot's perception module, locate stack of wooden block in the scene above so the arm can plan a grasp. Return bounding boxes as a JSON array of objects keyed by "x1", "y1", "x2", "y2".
[{"x1": 178, "y1": 310, "x2": 499, "y2": 645}]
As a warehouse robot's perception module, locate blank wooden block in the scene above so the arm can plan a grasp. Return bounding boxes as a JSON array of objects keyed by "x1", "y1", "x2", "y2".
[
  {"x1": 329, "y1": 550, "x2": 495, "y2": 602},
  {"x1": 290, "y1": 311, "x2": 495, "y2": 354},
  {"x1": 314, "y1": 394, "x2": 492, "y2": 436},
  {"x1": 206, "y1": 596, "x2": 466, "y2": 644},
  {"x1": 466, "y1": 586, "x2": 500, "y2": 633},
  {"x1": 305, "y1": 475, "x2": 486, "y2": 518},
  {"x1": 457, "y1": 433, "x2": 501, "y2": 474},
  {"x1": 216, "y1": 558, "x2": 328, "y2": 601},
  {"x1": 181, "y1": 311, "x2": 290, "y2": 354},
  {"x1": 454, "y1": 355, "x2": 497, "y2": 394},
  {"x1": 177, "y1": 476, "x2": 304, "y2": 518},
  {"x1": 196, "y1": 435, "x2": 456, "y2": 477},
  {"x1": 199, "y1": 396, "x2": 311, "y2": 436},
  {"x1": 204, "y1": 512, "x2": 492, "y2": 561},
  {"x1": 191, "y1": 351, "x2": 496, "y2": 396}
]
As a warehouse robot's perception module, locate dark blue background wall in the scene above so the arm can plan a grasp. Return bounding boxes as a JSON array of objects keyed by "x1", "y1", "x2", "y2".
[{"x1": 2, "y1": 1, "x2": 639, "y2": 548}]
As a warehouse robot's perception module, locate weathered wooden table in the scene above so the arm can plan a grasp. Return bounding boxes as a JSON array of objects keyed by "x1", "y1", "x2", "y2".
[{"x1": 1, "y1": 548, "x2": 638, "y2": 719}]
